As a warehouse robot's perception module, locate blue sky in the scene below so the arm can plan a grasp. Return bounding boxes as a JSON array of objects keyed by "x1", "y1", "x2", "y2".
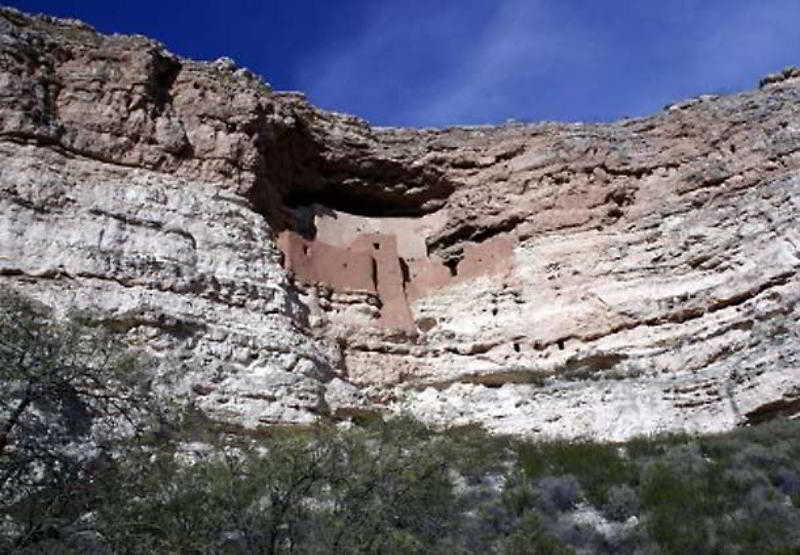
[{"x1": 6, "y1": 1, "x2": 800, "y2": 127}]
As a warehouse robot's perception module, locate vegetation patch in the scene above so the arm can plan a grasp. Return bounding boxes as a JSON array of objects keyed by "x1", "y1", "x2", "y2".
[{"x1": 2, "y1": 289, "x2": 800, "y2": 553}]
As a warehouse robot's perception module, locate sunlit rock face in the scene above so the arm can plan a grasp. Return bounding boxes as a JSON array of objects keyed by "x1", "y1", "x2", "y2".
[{"x1": 0, "y1": 7, "x2": 798, "y2": 440}]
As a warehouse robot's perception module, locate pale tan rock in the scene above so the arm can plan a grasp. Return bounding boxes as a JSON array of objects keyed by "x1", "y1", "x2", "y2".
[{"x1": 0, "y1": 7, "x2": 798, "y2": 440}]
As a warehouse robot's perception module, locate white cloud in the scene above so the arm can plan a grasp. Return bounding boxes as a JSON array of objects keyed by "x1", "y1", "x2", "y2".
[
  {"x1": 404, "y1": 1, "x2": 593, "y2": 125},
  {"x1": 294, "y1": 1, "x2": 585, "y2": 126},
  {"x1": 293, "y1": 1, "x2": 800, "y2": 127}
]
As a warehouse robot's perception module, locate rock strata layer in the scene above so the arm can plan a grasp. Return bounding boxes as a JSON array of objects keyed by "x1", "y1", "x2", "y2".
[{"x1": 0, "y1": 8, "x2": 798, "y2": 439}]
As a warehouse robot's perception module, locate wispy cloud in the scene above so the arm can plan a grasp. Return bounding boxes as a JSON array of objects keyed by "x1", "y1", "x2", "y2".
[
  {"x1": 7, "y1": 0, "x2": 800, "y2": 126},
  {"x1": 401, "y1": 1, "x2": 605, "y2": 126},
  {"x1": 294, "y1": 1, "x2": 800, "y2": 127},
  {"x1": 295, "y1": 1, "x2": 593, "y2": 126}
]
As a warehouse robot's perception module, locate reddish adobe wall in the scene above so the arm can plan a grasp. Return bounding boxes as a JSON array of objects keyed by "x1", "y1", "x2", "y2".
[
  {"x1": 277, "y1": 209, "x2": 515, "y2": 331},
  {"x1": 403, "y1": 235, "x2": 514, "y2": 301},
  {"x1": 278, "y1": 230, "x2": 376, "y2": 294}
]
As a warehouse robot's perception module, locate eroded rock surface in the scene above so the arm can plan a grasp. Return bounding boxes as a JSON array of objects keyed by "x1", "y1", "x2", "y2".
[{"x1": 0, "y1": 7, "x2": 798, "y2": 439}]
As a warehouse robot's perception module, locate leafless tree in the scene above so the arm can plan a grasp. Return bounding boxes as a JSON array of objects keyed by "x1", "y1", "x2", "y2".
[{"x1": 0, "y1": 289, "x2": 162, "y2": 550}]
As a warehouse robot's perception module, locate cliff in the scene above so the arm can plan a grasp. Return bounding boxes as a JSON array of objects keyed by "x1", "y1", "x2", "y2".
[{"x1": 0, "y1": 7, "x2": 798, "y2": 440}]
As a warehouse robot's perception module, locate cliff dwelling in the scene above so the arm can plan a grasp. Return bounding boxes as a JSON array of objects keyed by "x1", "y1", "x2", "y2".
[{"x1": 278, "y1": 205, "x2": 514, "y2": 332}]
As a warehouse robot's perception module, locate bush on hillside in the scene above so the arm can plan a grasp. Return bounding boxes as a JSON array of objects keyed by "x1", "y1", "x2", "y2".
[
  {"x1": 0, "y1": 289, "x2": 166, "y2": 552},
  {"x1": 2, "y1": 289, "x2": 800, "y2": 553}
]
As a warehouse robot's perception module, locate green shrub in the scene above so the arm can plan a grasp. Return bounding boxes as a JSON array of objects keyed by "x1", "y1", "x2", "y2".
[
  {"x1": 516, "y1": 438, "x2": 636, "y2": 506},
  {"x1": 95, "y1": 417, "x2": 462, "y2": 554},
  {"x1": 536, "y1": 475, "x2": 583, "y2": 512},
  {"x1": 640, "y1": 460, "x2": 720, "y2": 553},
  {"x1": 502, "y1": 511, "x2": 575, "y2": 555},
  {"x1": 440, "y1": 422, "x2": 511, "y2": 481},
  {"x1": 602, "y1": 483, "x2": 640, "y2": 521},
  {"x1": 0, "y1": 290, "x2": 166, "y2": 552},
  {"x1": 624, "y1": 430, "x2": 695, "y2": 459},
  {"x1": 2, "y1": 287, "x2": 800, "y2": 554}
]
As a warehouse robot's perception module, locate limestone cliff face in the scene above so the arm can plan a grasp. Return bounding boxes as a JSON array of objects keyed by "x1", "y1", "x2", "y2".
[{"x1": 0, "y1": 8, "x2": 798, "y2": 440}]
